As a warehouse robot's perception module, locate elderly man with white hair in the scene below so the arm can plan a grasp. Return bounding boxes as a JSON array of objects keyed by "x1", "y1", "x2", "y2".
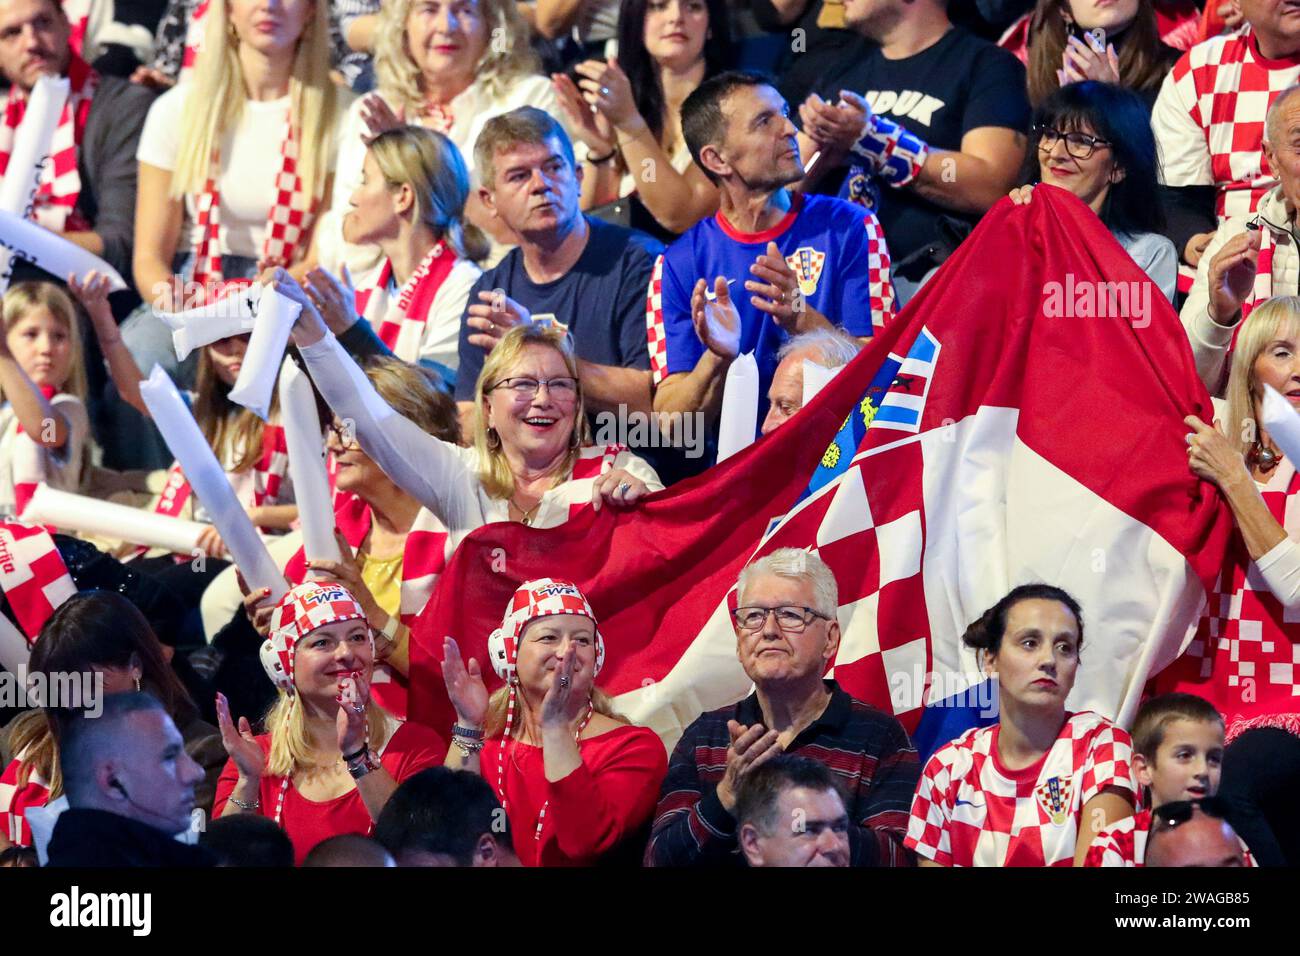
[
  {"x1": 760, "y1": 329, "x2": 862, "y2": 437},
  {"x1": 1181, "y1": 83, "x2": 1300, "y2": 394},
  {"x1": 644, "y1": 547, "x2": 919, "y2": 867}
]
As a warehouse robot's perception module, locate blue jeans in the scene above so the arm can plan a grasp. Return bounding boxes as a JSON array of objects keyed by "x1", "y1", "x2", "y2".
[{"x1": 101, "y1": 253, "x2": 258, "y2": 470}]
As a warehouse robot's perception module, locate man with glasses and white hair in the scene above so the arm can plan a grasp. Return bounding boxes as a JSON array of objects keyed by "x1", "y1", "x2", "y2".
[{"x1": 645, "y1": 547, "x2": 919, "y2": 867}]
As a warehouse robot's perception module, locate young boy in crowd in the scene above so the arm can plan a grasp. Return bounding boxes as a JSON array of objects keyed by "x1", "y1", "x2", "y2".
[{"x1": 1085, "y1": 692, "x2": 1250, "y2": 867}]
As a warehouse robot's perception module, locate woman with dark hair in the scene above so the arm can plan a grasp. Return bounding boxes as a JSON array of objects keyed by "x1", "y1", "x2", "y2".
[
  {"x1": 0, "y1": 591, "x2": 224, "y2": 851},
  {"x1": 1024, "y1": 0, "x2": 1178, "y2": 107},
  {"x1": 1011, "y1": 81, "x2": 1177, "y2": 300},
  {"x1": 552, "y1": 0, "x2": 733, "y2": 239},
  {"x1": 905, "y1": 584, "x2": 1137, "y2": 867}
]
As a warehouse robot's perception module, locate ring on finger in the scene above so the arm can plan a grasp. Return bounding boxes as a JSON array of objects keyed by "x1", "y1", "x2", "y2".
[{"x1": 618, "y1": 481, "x2": 631, "y2": 497}]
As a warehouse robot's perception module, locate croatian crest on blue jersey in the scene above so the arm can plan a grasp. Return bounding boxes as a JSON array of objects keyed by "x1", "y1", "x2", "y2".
[{"x1": 786, "y1": 246, "x2": 827, "y2": 297}]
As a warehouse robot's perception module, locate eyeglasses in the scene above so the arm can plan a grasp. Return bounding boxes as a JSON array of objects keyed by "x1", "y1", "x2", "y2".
[
  {"x1": 1033, "y1": 124, "x2": 1111, "y2": 160},
  {"x1": 1151, "y1": 797, "x2": 1232, "y2": 832},
  {"x1": 732, "y1": 605, "x2": 830, "y2": 633},
  {"x1": 489, "y1": 376, "x2": 579, "y2": 399},
  {"x1": 326, "y1": 421, "x2": 359, "y2": 450}
]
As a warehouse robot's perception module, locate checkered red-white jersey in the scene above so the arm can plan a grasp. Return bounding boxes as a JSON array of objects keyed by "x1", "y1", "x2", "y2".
[
  {"x1": 1084, "y1": 807, "x2": 1257, "y2": 866},
  {"x1": 1153, "y1": 27, "x2": 1300, "y2": 221},
  {"x1": 905, "y1": 711, "x2": 1137, "y2": 867}
]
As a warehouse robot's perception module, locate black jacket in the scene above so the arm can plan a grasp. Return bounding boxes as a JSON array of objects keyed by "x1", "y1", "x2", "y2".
[{"x1": 45, "y1": 808, "x2": 215, "y2": 867}]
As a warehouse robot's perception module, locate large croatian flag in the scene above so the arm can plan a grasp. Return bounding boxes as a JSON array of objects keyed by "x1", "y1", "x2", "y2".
[{"x1": 409, "y1": 187, "x2": 1234, "y2": 758}]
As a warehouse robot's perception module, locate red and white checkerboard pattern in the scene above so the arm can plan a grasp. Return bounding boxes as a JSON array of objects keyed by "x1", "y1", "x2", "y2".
[
  {"x1": 1085, "y1": 807, "x2": 1257, "y2": 866},
  {"x1": 863, "y1": 215, "x2": 895, "y2": 329},
  {"x1": 191, "y1": 124, "x2": 317, "y2": 303},
  {"x1": 905, "y1": 711, "x2": 1137, "y2": 867},
  {"x1": 1168, "y1": 463, "x2": 1300, "y2": 737},
  {"x1": 0, "y1": 755, "x2": 48, "y2": 847},
  {"x1": 0, "y1": 55, "x2": 97, "y2": 233},
  {"x1": 487, "y1": 577, "x2": 605, "y2": 680},
  {"x1": 0, "y1": 522, "x2": 76, "y2": 640},
  {"x1": 1163, "y1": 29, "x2": 1300, "y2": 220},
  {"x1": 180, "y1": 0, "x2": 210, "y2": 79},
  {"x1": 263, "y1": 581, "x2": 368, "y2": 692},
  {"x1": 646, "y1": 254, "x2": 668, "y2": 386}
]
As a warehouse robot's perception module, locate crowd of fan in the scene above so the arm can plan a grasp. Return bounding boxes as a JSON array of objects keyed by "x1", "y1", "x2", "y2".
[{"x1": 0, "y1": 0, "x2": 1299, "y2": 867}]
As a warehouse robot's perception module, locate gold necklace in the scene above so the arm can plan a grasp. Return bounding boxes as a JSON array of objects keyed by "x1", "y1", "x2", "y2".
[{"x1": 510, "y1": 496, "x2": 541, "y2": 526}]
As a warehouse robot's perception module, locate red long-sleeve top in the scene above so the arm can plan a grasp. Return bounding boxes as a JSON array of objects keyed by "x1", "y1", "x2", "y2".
[{"x1": 482, "y1": 724, "x2": 667, "y2": 867}]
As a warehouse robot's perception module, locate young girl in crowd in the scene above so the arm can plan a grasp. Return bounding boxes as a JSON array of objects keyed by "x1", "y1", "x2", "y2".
[
  {"x1": 1011, "y1": 81, "x2": 1177, "y2": 301},
  {"x1": 75, "y1": 271, "x2": 296, "y2": 561},
  {"x1": 906, "y1": 584, "x2": 1138, "y2": 867},
  {"x1": 0, "y1": 283, "x2": 90, "y2": 516},
  {"x1": 213, "y1": 580, "x2": 446, "y2": 864},
  {"x1": 441, "y1": 579, "x2": 667, "y2": 866},
  {"x1": 553, "y1": 0, "x2": 733, "y2": 240}
]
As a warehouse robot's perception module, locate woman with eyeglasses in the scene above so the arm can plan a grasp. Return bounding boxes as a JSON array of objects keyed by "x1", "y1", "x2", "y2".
[
  {"x1": 906, "y1": 584, "x2": 1138, "y2": 867},
  {"x1": 440, "y1": 578, "x2": 667, "y2": 866},
  {"x1": 259, "y1": 270, "x2": 661, "y2": 566},
  {"x1": 1009, "y1": 81, "x2": 1177, "y2": 302}
]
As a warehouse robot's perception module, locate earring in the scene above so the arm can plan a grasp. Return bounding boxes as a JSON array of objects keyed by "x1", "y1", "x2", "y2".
[
  {"x1": 134, "y1": 675, "x2": 141, "y2": 692},
  {"x1": 487, "y1": 426, "x2": 501, "y2": 450}
]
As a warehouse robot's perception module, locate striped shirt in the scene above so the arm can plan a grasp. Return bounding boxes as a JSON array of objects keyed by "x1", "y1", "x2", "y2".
[{"x1": 645, "y1": 680, "x2": 919, "y2": 867}]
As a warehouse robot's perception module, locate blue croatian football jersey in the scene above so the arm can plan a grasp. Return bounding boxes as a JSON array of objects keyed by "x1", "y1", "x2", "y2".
[{"x1": 647, "y1": 193, "x2": 894, "y2": 395}]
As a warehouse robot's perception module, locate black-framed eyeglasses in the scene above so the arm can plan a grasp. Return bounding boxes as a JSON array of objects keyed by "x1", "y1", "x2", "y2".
[
  {"x1": 732, "y1": 605, "x2": 830, "y2": 633},
  {"x1": 1151, "y1": 797, "x2": 1232, "y2": 832},
  {"x1": 1033, "y1": 124, "x2": 1112, "y2": 160},
  {"x1": 489, "y1": 376, "x2": 579, "y2": 399},
  {"x1": 326, "y1": 421, "x2": 359, "y2": 450}
]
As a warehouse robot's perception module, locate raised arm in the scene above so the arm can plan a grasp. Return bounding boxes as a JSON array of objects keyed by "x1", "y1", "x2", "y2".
[
  {"x1": 69, "y1": 271, "x2": 148, "y2": 417},
  {"x1": 281, "y1": 273, "x2": 483, "y2": 526}
]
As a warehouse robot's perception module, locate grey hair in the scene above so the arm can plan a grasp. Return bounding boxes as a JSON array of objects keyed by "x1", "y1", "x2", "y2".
[
  {"x1": 776, "y1": 328, "x2": 861, "y2": 368},
  {"x1": 737, "y1": 547, "x2": 838, "y2": 618},
  {"x1": 1265, "y1": 84, "x2": 1300, "y2": 146}
]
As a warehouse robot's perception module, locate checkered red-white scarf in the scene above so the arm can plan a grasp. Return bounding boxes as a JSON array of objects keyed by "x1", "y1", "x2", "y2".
[
  {"x1": 190, "y1": 117, "x2": 317, "y2": 304},
  {"x1": 0, "y1": 522, "x2": 75, "y2": 641},
  {"x1": 180, "y1": 0, "x2": 211, "y2": 80},
  {"x1": 0, "y1": 54, "x2": 98, "y2": 233},
  {"x1": 352, "y1": 241, "x2": 458, "y2": 363}
]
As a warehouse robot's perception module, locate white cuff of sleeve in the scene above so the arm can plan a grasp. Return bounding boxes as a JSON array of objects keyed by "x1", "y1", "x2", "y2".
[{"x1": 1255, "y1": 535, "x2": 1300, "y2": 609}]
